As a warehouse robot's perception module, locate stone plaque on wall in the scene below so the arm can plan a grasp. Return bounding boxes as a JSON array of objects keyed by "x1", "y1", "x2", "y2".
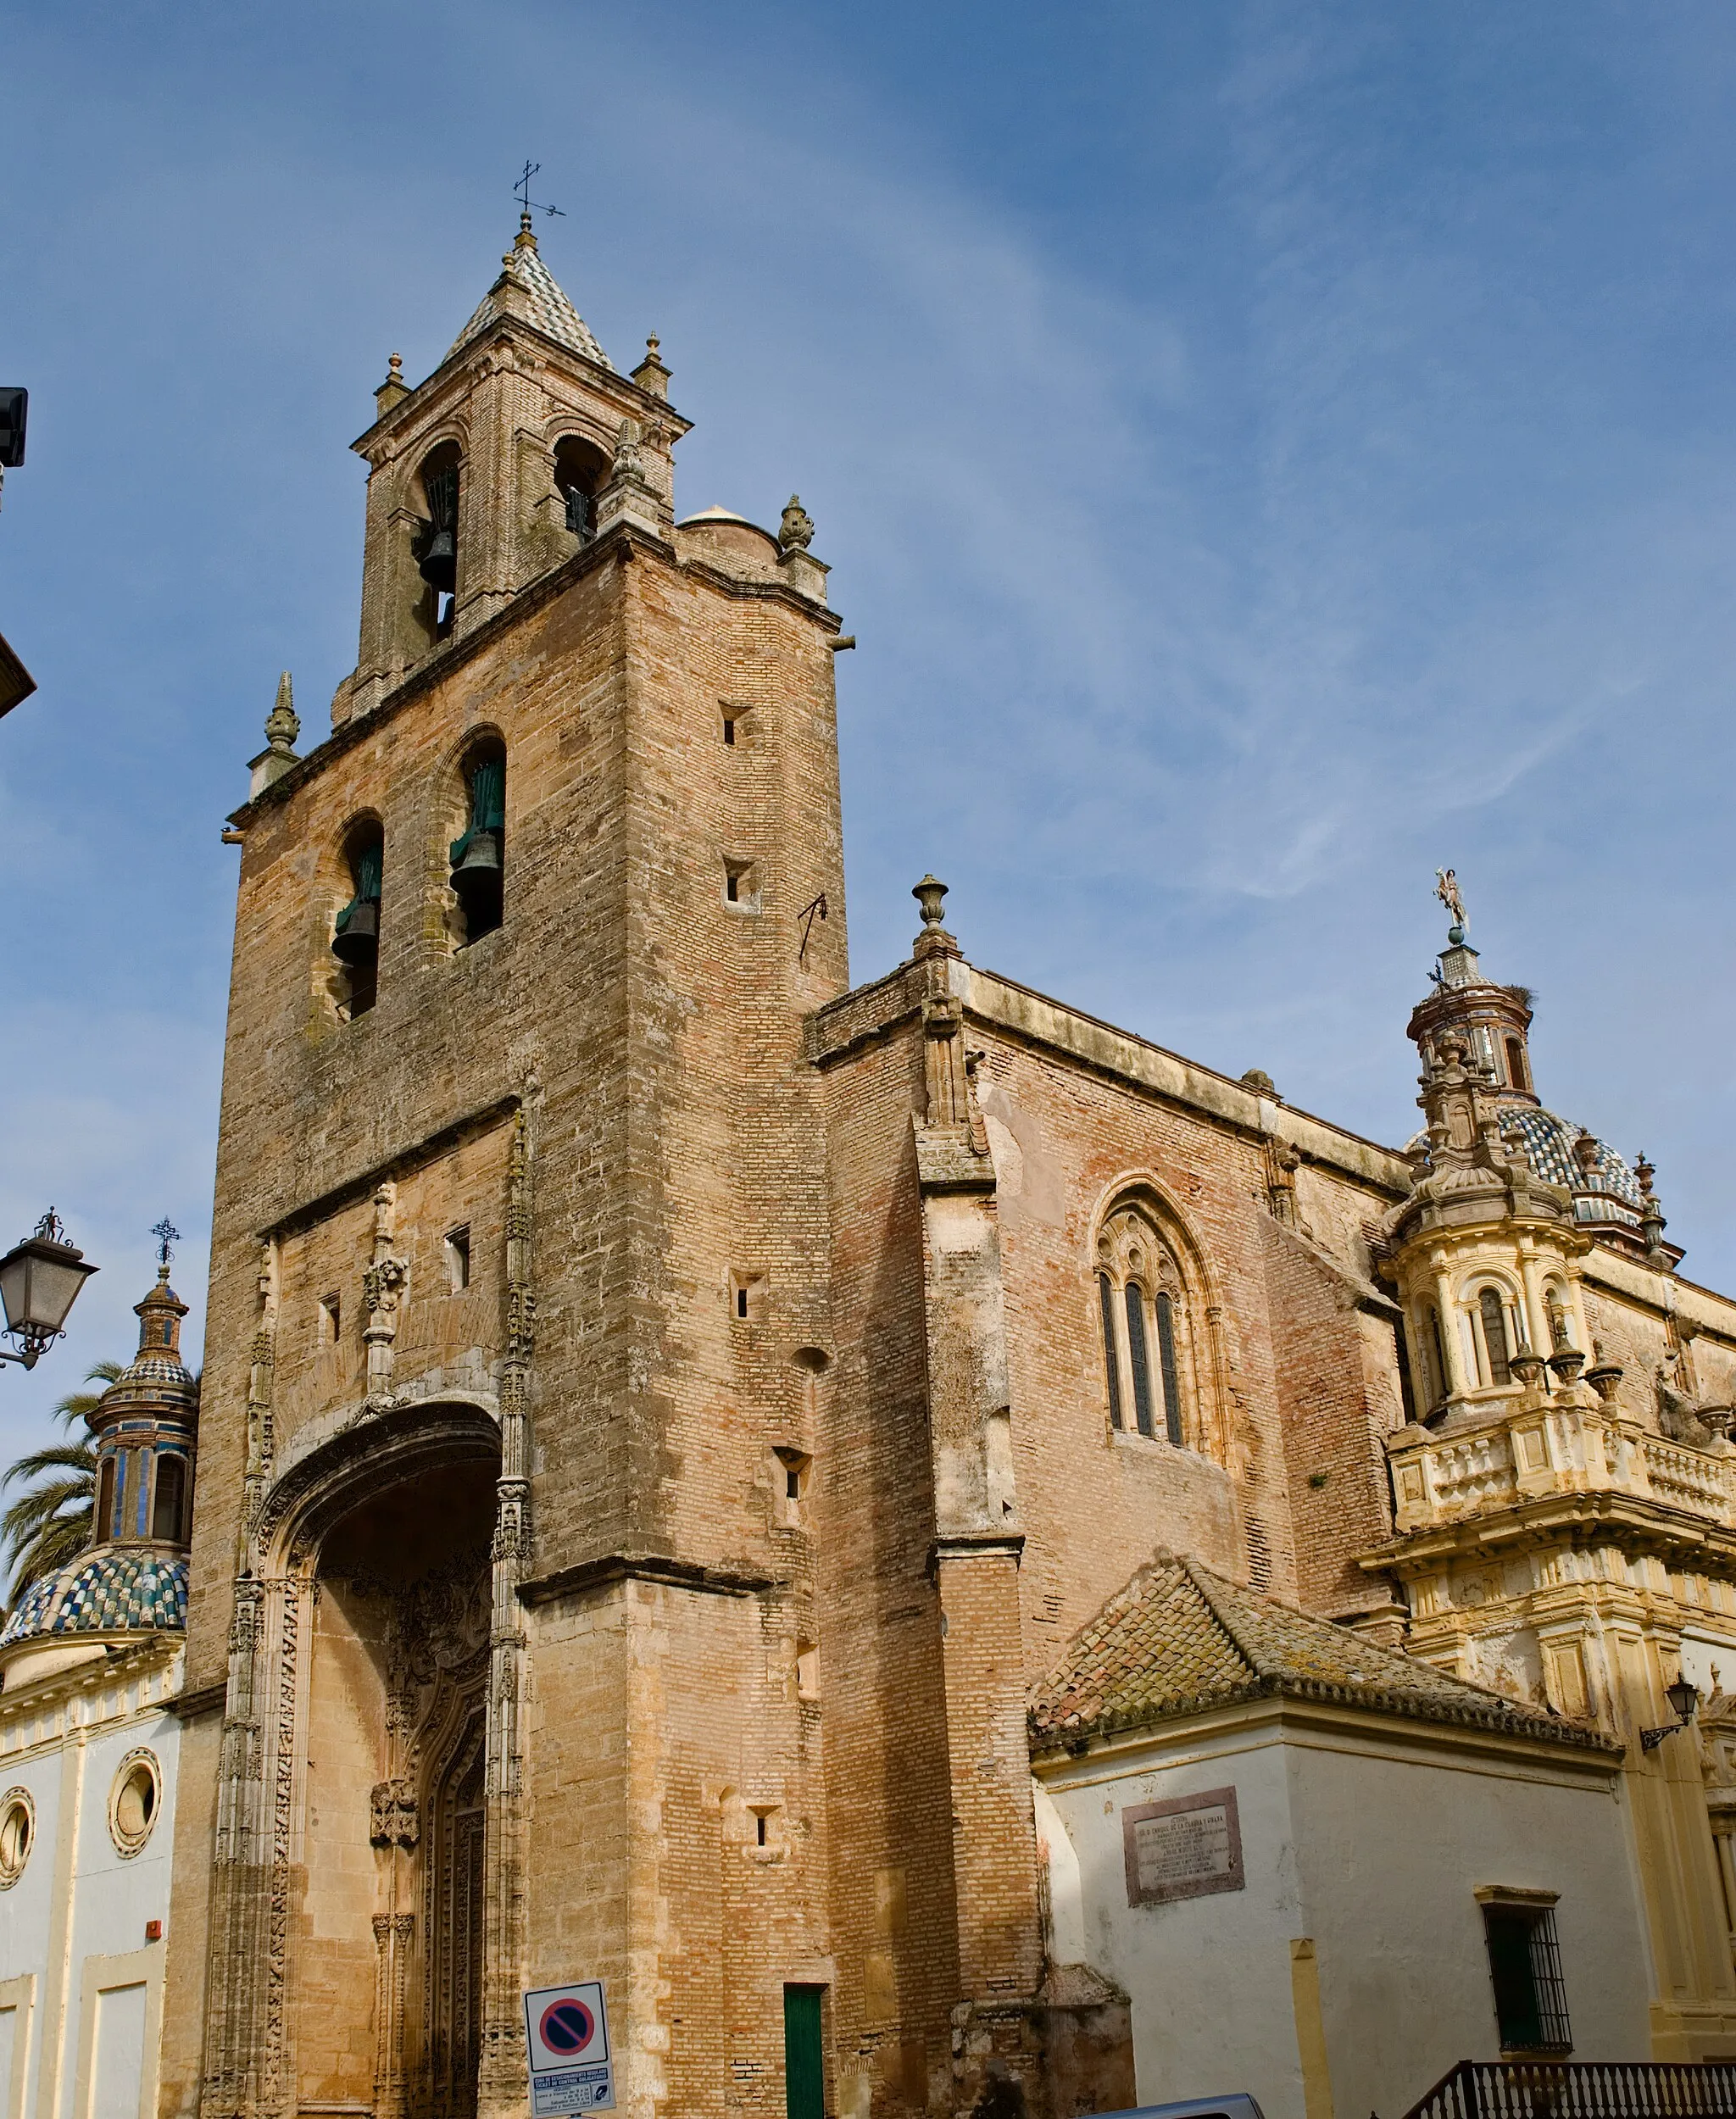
[{"x1": 1122, "y1": 1786, "x2": 1244, "y2": 1906}]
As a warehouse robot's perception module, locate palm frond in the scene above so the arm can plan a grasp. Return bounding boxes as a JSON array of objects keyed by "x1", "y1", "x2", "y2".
[
  {"x1": 3, "y1": 1443, "x2": 97, "y2": 1488},
  {"x1": 7, "y1": 1510, "x2": 96, "y2": 1599},
  {"x1": 2, "y1": 1474, "x2": 94, "y2": 1547},
  {"x1": 53, "y1": 1359, "x2": 125, "y2": 1430}
]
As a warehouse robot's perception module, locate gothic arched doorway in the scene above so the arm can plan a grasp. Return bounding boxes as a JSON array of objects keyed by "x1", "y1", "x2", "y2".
[{"x1": 294, "y1": 1435, "x2": 499, "y2": 2119}]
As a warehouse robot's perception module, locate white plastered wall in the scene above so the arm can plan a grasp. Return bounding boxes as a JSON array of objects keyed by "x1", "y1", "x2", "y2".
[
  {"x1": 0, "y1": 1661, "x2": 180, "y2": 2119},
  {"x1": 1035, "y1": 1705, "x2": 1650, "y2": 2119}
]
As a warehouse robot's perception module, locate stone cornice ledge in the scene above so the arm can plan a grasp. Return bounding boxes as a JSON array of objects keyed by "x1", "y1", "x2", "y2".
[
  {"x1": 519, "y1": 1552, "x2": 787, "y2": 1607},
  {"x1": 807, "y1": 954, "x2": 1410, "y2": 1196}
]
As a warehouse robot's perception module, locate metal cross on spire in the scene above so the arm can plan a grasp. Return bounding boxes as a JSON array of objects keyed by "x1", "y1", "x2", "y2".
[
  {"x1": 515, "y1": 161, "x2": 565, "y2": 221},
  {"x1": 152, "y1": 1219, "x2": 181, "y2": 1268}
]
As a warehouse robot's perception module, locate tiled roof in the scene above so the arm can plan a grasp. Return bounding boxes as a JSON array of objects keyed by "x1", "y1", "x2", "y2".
[
  {"x1": 448, "y1": 230, "x2": 609, "y2": 370},
  {"x1": 1502, "y1": 1109, "x2": 1641, "y2": 1206},
  {"x1": 1028, "y1": 1555, "x2": 1614, "y2": 1754},
  {"x1": 0, "y1": 1550, "x2": 187, "y2": 1649}
]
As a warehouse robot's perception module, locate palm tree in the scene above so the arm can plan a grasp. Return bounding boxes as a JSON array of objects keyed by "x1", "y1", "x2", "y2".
[{"x1": 0, "y1": 1360, "x2": 121, "y2": 1607}]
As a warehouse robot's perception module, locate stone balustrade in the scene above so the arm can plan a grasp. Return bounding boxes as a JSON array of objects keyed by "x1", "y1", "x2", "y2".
[{"x1": 1388, "y1": 1398, "x2": 1736, "y2": 1535}]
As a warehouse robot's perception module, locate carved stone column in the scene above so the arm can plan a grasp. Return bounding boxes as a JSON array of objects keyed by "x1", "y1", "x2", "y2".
[{"x1": 479, "y1": 1108, "x2": 535, "y2": 2119}]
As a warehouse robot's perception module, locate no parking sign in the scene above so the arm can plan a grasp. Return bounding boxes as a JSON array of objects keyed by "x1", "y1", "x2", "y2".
[{"x1": 523, "y1": 1980, "x2": 615, "y2": 2115}]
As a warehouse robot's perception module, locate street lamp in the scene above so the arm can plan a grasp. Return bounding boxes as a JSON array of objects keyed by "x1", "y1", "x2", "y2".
[
  {"x1": 0, "y1": 1211, "x2": 97, "y2": 1370},
  {"x1": 1640, "y1": 1677, "x2": 1700, "y2": 1753}
]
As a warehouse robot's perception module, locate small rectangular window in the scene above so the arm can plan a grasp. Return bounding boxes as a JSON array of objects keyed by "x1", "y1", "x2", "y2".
[
  {"x1": 1480, "y1": 1899, "x2": 1572, "y2": 2054},
  {"x1": 444, "y1": 1226, "x2": 471, "y2": 1293},
  {"x1": 774, "y1": 1447, "x2": 811, "y2": 1527},
  {"x1": 731, "y1": 1271, "x2": 768, "y2": 1322},
  {"x1": 722, "y1": 715, "x2": 737, "y2": 747},
  {"x1": 320, "y1": 1294, "x2": 342, "y2": 1344},
  {"x1": 723, "y1": 860, "x2": 760, "y2": 911}
]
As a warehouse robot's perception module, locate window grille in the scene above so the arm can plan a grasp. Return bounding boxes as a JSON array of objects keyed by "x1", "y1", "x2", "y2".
[{"x1": 1483, "y1": 1905, "x2": 1572, "y2": 2055}]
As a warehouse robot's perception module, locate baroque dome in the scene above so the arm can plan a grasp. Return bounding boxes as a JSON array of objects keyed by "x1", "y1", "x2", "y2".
[
  {"x1": 1501, "y1": 1108, "x2": 1642, "y2": 1222},
  {"x1": 0, "y1": 1549, "x2": 187, "y2": 1652}
]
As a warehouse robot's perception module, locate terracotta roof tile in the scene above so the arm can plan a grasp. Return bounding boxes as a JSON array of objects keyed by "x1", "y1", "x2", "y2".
[{"x1": 1028, "y1": 1556, "x2": 1616, "y2": 1755}]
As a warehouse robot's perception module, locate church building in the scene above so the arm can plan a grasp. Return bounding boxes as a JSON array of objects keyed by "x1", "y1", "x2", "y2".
[{"x1": 83, "y1": 220, "x2": 1736, "y2": 2119}]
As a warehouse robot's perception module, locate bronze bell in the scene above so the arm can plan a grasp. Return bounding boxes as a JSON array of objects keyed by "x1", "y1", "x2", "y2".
[
  {"x1": 331, "y1": 900, "x2": 378, "y2": 966},
  {"x1": 418, "y1": 526, "x2": 456, "y2": 593},
  {"x1": 451, "y1": 830, "x2": 502, "y2": 926}
]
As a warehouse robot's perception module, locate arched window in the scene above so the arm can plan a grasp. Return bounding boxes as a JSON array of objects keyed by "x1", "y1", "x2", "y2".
[
  {"x1": 152, "y1": 1454, "x2": 186, "y2": 1543},
  {"x1": 1478, "y1": 1287, "x2": 1513, "y2": 1387},
  {"x1": 554, "y1": 435, "x2": 609, "y2": 546},
  {"x1": 1096, "y1": 1201, "x2": 1194, "y2": 1448},
  {"x1": 1505, "y1": 1037, "x2": 1530, "y2": 1093},
  {"x1": 450, "y1": 742, "x2": 506, "y2": 943},
  {"x1": 332, "y1": 820, "x2": 384, "y2": 1016},
  {"x1": 1124, "y1": 1284, "x2": 1155, "y2": 1438},
  {"x1": 415, "y1": 442, "x2": 462, "y2": 638}
]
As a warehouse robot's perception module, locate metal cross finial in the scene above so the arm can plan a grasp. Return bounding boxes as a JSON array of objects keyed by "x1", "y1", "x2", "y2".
[
  {"x1": 152, "y1": 1219, "x2": 181, "y2": 1268},
  {"x1": 514, "y1": 161, "x2": 565, "y2": 221}
]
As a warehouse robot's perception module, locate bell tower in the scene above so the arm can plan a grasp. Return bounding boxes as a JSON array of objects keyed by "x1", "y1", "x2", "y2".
[{"x1": 169, "y1": 220, "x2": 852, "y2": 2119}]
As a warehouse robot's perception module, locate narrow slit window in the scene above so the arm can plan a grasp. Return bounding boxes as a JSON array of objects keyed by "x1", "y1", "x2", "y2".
[
  {"x1": 1429, "y1": 1305, "x2": 1448, "y2": 1404},
  {"x1": 737, "y1": 1286, "x2": 748, "y2": 1318},
  {"x1": 320, "y1": 1293, "x2": 342, "y2": 1345},
  {"x1": 444, "y1": 1226, "x2": 471, "y2": 1293},
  {"x1": 1479, "y1": 1288, "x2": 1512, "y2": 1386},
  {"x1": 1505, "y1": 1037, "x2": 1529, "y2": 1093},
  {"x1": 1155, "y1": 1291, "x2": 1183, "y2": 1446},
  {"x1": 1099, "y1": 1273, "x2": 1124, "y2": 1430},
  {"x1": 722, "y1": 714, "x2": 737, "y2": 747},
  {"x1": 1124, "y1": 1286, "x2": 1156, "y2": 1439},
  {"x1": 726, "y1": 869, "x2": 740, "y2": 903},
  {"x1": 97, "y1": 1454, "x2": 116, "y2": 1543}
]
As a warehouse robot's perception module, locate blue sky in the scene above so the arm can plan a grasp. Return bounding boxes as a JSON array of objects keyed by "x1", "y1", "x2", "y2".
[{"x1": 3, "y1": 3, "x2": 1735, "y2": 1465}]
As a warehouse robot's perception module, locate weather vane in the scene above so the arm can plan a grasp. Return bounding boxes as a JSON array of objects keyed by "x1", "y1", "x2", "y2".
[
  {"x1": 152, "y1": 1219, "x2": 181, "y2": 1268},
  {"x1": 515, "y1": 161, "x2": 565, "y2": 221}
]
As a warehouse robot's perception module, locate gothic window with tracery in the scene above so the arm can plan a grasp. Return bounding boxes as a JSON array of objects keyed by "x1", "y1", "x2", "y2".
[{"x1": 1096, "y1": 1203, "x2": 1191, "y2": 1447}]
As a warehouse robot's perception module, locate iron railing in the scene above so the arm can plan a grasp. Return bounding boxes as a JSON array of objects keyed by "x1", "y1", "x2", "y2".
[{"x1": 1401, "y1": 2061, "x2": 1736, "y2": 2119}]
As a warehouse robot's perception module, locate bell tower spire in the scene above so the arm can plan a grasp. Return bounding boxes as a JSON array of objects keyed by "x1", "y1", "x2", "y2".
[{"x1": 333, "y1": 219, "x2": 691, "y2": 727}]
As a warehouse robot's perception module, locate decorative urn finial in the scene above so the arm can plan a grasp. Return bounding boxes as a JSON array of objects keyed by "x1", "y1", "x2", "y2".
[
  {"x1": 264, "y1": 671, "x2": 300, "y2": 759},
  {"x1": 779, "y1": 495, "x2": 815, "y2": 553},
  {"x1": 913, "y1": 875, "x2": 949, "y2": 930}
]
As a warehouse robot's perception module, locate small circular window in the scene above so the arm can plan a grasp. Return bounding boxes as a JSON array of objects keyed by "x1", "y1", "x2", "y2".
[
  {"x1": 108, "y1": 1750, "x2": 162, "y2": 1858},
  {"x1": 0, "y1": 1788, "x2": 34, "y2": 1887}
]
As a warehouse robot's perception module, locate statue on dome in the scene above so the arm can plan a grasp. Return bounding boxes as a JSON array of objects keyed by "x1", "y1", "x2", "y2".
[{"x1": 1434, "y1": 867, "x2": 1467, "y2": 937}]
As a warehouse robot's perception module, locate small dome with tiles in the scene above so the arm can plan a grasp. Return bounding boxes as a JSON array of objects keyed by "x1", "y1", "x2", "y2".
[{"x1": 0, "y1": 1549, "x2": 187, "y2": 1654}]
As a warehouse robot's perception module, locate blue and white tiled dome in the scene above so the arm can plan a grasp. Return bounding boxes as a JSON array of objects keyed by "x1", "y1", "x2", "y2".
[
  {"x1": 0, "y1": 1549, "x2": 187, "y2": 1651},
  {"x1": 1500, "y1": 1109, "x2": 1642, "y2": 1215}
]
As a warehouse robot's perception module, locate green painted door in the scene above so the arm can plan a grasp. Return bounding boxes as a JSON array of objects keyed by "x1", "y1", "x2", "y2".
[{"x1": 783, "y1": 1985, "x2": 826, "y2": 2119}]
